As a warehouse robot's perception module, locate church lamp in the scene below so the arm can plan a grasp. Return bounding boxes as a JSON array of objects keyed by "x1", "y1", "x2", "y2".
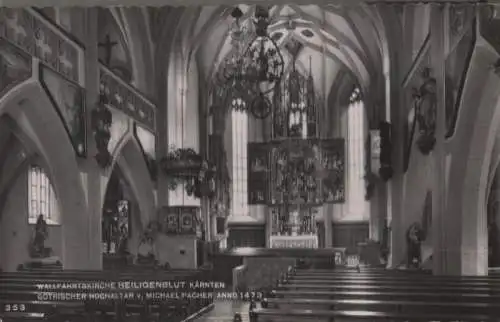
[{"x1": 216, "y1": 6, "x2": 285, "y2": 119}]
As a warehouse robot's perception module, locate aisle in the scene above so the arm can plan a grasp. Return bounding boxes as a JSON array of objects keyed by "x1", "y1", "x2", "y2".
[{"x1": 193, "y1": 301, "x2": 251, "y2": 322}]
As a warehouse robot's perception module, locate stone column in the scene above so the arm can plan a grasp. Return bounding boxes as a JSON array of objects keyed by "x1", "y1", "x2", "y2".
[
  {"x1": 81, "y1": 8, "x2": 103, "y2": 269},
  {"x1": 248, "y1": 116, "x2": 266, "y2": 223},
  {"x1": 430, "y1": 4, "x2": 449, "y2": 275},
  {"x1": 322, "y1": 22, "x2": 333, "y2": 248},
  {"x1": 369, "y1": 183, "x2": 381, "y2": 241},
  {"x1": 155, "y1": 51, "x2": 168, "y2": 212}
]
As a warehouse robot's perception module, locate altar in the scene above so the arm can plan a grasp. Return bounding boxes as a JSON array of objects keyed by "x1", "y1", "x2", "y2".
[
  {"x1": 269, "y1": 234, "x2": 318, "y2": 248},
  {"x1": 245, "y1": 59, "x2": 346, "y2": 251}
]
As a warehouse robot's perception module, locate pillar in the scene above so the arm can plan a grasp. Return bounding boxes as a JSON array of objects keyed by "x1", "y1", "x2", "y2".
[
  {"x1": 369, "y1": 182, "x2": 381, "y2": 241},
  {"x1": 167, "y1": 55, "x2": 200, "y2": 207},
  {"x1": 81, "y1": 8, "x2": 103, "y2": 269},
  {"x1": 155, "y1": 45, "x2": 169, "y2": 212},
  {"x1": 430, "y1": 4, "x2": 448, "y2": 275},
  {"x1": 383, "y1": 3, "x2": 406, "y2": 267},
  {"x1": 248, "y1": 116, "x2": 266, "y2": 223},
  {"x1": 322, "y1": 14, "x2": 333, "y2": 247}
]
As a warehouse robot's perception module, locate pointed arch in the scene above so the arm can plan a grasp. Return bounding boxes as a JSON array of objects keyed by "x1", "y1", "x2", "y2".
[
  {"x1": 118, "y1": 8, "x2": 155, "y2": 94},
  {"x1": 103, "y1": 135, "x2": 156, "y2": 230},
  {"x1": 446, "y1": 44, "x2": 500, "y2": 275},
  {"x1": 0, "y1": 80, "x2": 88, "y2": 269}
]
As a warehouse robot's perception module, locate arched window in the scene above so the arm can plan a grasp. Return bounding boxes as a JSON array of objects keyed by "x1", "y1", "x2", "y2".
[
  {"x1": 28, "y1": 165, "x2": 60, "y2": 225},
  {"x1": 231, "y1": 101, "x2": 249, "y2": 217},
  {"x1": 346, "y1": 87, "x2": 368, "y2": 218}
]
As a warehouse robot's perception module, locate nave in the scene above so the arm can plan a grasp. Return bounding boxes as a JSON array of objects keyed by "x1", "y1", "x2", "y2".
[
  {"x1": 4, "y1": 255, "x2": 500, "y2": 322},
  {"x1": 3, "y1": 2, "x2": 500, "y2": 322}
]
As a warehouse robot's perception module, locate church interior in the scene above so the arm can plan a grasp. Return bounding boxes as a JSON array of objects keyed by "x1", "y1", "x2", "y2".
[{"x1": 1, "y1": 2, "x2": 500, "y2": 321}]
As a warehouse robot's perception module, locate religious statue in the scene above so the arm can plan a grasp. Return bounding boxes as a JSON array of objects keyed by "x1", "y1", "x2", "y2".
[
  {"x1": 92, "y1": 91, "x2": 113, "y2": 168},
  {"x1": 136, "y1": 222, "x2": 159, "y2": 266},
  {"x1": 233, "y1": 313, "x2": 243, "y2": 322},
  {"x1": 406, "y1": 222, "x2": 423, "y2": 268},
  {"x1": 412, "y1": 67, "x2": 437, "y2": 155},
  {"x1": 29, "y1": 215, "x2": 51, "y2": 258},
  {"x1": 116, "y1": 223, "x2": 129, "y2": 255},
  {"x1": 289, "y1": 210, "x2": 300, "y2": 236},
  {"x1": 102, "y1": 209, "x2": 119, "y2": 253},
  {"x1": 252, "y1": 157, "x2": 266, "y2": 171},
  {"x1": 136, "y1": 237, "x2": 156, "y2": 265}
]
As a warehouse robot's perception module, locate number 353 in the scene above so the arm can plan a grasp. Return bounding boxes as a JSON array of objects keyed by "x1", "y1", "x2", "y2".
[{"x1": 3, "y1": 304, "x2": 26, "y2": 312}]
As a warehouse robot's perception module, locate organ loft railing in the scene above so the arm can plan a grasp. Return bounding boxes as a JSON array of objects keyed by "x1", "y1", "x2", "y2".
[{"x1": 247, "y1": 50, "x2": 345, "y2": 249}]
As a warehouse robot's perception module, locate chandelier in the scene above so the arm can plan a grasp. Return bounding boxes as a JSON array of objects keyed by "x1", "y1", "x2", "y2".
[{"x1": 216, "y1": 6, "x2": 285, "y2": 119}]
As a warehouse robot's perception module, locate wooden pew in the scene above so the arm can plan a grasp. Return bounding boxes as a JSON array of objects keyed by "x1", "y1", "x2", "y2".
[
  {"x1": 278, "y1": 283, "x2": 500, "y2": 293},
  {"x1": 289, "y1": 276, "x2": 500, "y2": 286},
  {"x1": 250, "y1": 267, "x2": 500, "y2": 321},
  {"x1": 263, "y1": 294, "x2": 500, "y2": 314},
  {"x1": 0, "y1": 268, "x2": 214, "y2": 321},
  {"x1": 249, "y1": 308, "x2": 498, "y2": 322},
  {"x1": 292, "y1": 271, "x2": 500, "y2": 279}
]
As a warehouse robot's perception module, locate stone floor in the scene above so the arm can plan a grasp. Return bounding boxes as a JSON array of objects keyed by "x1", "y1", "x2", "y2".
[{"x1": 193, "y1": 301, "x2": 251, "y2": 322}]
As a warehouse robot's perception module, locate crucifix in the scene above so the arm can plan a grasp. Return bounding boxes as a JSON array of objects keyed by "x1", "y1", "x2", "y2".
[{"x1": 98, "y1": 34, "x2": 118, "y2": 66}]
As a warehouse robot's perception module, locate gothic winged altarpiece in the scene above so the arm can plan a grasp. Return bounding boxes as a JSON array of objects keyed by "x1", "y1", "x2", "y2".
[
  {"x1": 244, "y1": 48, "x2": 346, "y2": 248},
  {"x1": 248, "y1": 138, "x2": 345, "y2": 207}
]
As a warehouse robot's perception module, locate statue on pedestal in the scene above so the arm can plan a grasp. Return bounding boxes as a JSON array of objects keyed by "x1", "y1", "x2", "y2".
[
  {"x1": 136, "y1": 222, "x2": 159, "y2": 266},
  {"x1": 21, "y1": 214, "x2": 61, "y2": 270},
  {"x1": 406, "y1": 222, "x2": 423, "y2": 268},
  {"x1": 29, "y1": 215, "x2": 51, "y2": 258},
  {"x1": 290, "y1": 209, "x2": 299, "y2": 236}
]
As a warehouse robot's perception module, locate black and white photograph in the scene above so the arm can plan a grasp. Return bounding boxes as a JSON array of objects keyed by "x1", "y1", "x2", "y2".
[{"x1": 0, "y1": 2, "x2": 499, "y2": 321}]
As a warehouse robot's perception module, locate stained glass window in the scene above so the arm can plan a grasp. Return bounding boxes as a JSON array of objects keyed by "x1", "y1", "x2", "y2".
[{"x1": 28, "y1": 165, "x2": 60, "y2": 225}]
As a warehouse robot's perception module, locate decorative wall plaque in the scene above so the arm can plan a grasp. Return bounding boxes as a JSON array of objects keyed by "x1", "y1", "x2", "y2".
[
  {"x1": 99, "y1": 64, "x2": 156, "y2": 132},
  {"x1": 0, "y1": 38, "x2": 32, "y2": 98},
  {"x1": 0, "y1": 8, "x2": 81, "y2": 83},
  {"x1": 159, "y1": 206, "x2": 198, "y2": 235}
]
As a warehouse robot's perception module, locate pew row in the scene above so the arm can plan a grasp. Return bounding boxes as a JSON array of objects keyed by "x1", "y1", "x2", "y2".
[
  {"x1": 0, "y1": 268, "x2": 215, "y2": 322},
  {"x1": 249, "y1": 266, "x2": 500, "y2": 322},
  {"x1": 249, "y1": 308, "x2": 498, "y2": 322}
]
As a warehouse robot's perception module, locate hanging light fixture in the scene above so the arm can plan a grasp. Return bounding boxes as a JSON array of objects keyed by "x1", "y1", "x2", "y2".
[{"x1": 217, "y1": 6, "x2": 285, "y2": 119}]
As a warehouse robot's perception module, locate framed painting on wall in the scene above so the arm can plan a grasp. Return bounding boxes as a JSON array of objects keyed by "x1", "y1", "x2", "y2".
[
  {"x1": 320, "y1": 138, "x2": 345, "y2": 204},
  {"x1": 158, "y1": 207, "x2": 179, "y2": 234},
  {"x1": 159, "y1": 206, "x2": 198, "y2": 235},
  {"x1": 179, "y1": 207, "x2": 197, "y2": 235},
  {"x1": 0, "y1": 39, "x2": 32, "y2": 99},
  {"x1": 39, "y1": 65, "x2": 86, "y2": 157},
  {"x1": 248, "y1": 142, "x2": 270, "y2": 205}
]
